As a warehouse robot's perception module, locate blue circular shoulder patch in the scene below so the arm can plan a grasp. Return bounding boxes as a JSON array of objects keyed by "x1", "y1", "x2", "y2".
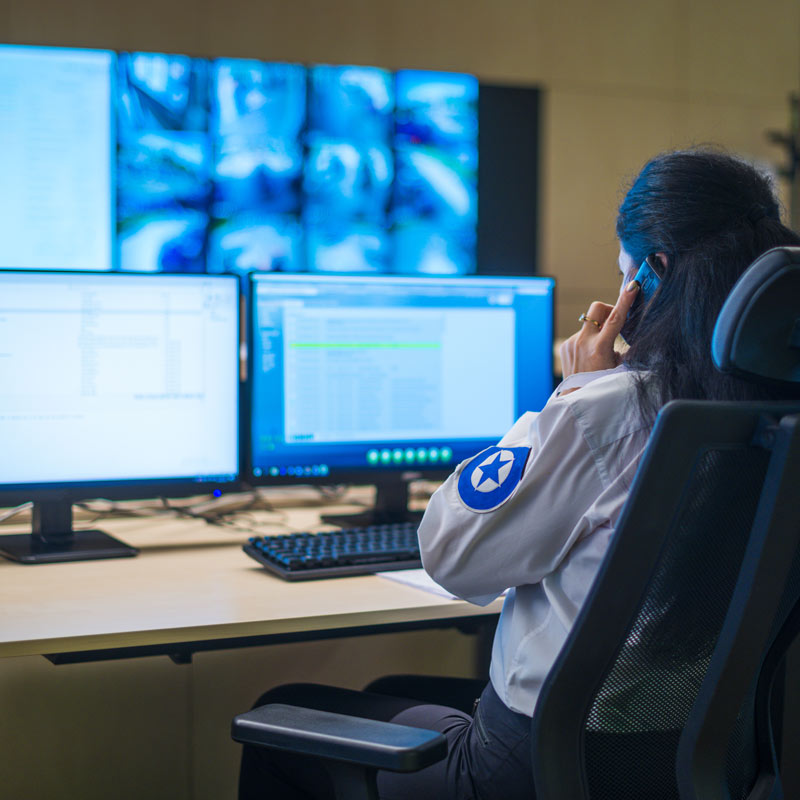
[{"x1": 457, "y1": 446, "x2": 531, "y2": 513}]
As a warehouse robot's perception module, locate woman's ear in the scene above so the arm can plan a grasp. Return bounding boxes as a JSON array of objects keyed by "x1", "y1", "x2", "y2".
[{"x1": 655, "y1": 252, "x2": 668, "y2": 272}]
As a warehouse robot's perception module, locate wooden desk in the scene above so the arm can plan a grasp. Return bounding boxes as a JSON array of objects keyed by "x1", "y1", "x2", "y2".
[
  {"x1": 0, "y1": 492, "x2": 501, "y2": 800},
  {"x1": 0, "y1": 492, "x2": 502, "y2": 663}
]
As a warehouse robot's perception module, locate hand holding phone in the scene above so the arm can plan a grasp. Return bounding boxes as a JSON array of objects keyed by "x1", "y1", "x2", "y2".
[{"x1": 559, "y1": 282, "x2": 641, "y2": 378}]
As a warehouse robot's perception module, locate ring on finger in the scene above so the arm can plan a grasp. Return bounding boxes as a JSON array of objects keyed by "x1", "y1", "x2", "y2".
[{"x1": 578, "y1": 312, "x2": 602, "y2": 329}]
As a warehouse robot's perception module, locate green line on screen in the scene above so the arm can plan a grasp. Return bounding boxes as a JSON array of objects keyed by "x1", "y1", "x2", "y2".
[{"x1": 290, "y1": 342, "x2": 441, "y2": 349}]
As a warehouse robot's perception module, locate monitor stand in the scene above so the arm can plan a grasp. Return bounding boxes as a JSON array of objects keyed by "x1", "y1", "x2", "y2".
[
  {"x1": 320, "y1": 481, "x2": 425, "y2": 529},
  {"x1": 0, "y1": 500, "x2": 138, "y2": 564}
]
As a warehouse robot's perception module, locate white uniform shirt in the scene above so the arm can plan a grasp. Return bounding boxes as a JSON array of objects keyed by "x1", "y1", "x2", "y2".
[{"x1": 417, "y1": 367, "x2": 652, "y2": 716}]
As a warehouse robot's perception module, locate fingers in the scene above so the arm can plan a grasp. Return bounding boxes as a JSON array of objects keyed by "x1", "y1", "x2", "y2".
[
  {"x1": 583, "y1": 301, "x2": 614, "y2": 328},
  {"x1": 596, "y1": 280, "x2": 640, "y2": 344}
]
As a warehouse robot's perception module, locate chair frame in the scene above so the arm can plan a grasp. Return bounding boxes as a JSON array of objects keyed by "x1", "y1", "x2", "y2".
[
  {"x1": 530, "y1": 401, "x2": 800, "y2": 799},
  {"x1": 676, "y1": 412, "x2": 800, "y2": 800}
]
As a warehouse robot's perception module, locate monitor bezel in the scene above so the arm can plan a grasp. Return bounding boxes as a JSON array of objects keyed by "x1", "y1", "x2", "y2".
[
  {"x1": 244, "y1": 270, "x2": 555, "y2": 489},
  {"x1": 0, "y1": 268, "x2": 242, "y2": 508}
]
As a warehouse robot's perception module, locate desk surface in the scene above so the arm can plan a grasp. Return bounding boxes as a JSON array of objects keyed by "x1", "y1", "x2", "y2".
[{"x1": 0, "y1": 492, "x2": 502, "y2": 660}]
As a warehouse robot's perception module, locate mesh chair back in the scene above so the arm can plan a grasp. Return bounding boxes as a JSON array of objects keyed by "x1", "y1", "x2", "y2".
[{"x1": 584, "y1": 446, "x2": 768, "y2": 800}]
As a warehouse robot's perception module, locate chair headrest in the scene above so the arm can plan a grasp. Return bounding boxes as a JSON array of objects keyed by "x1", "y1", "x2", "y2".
[{"x1": 712, "y1": 246, "x2": 800, "y2": 385}]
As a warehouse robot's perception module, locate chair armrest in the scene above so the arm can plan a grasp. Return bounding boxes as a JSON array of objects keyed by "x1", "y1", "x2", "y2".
[{"x1": 231, "y1": 703, "x2": 448, "y2": 773}]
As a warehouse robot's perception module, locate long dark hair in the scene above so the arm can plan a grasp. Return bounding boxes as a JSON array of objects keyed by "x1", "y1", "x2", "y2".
[{"x1": 616, "y1": 148, "x2": 800, "y2": 420}]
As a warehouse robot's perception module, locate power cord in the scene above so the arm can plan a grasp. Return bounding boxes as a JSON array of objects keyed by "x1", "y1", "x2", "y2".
[{"x1": 0, "y1": 502, "x2": 33, "y2": 524}]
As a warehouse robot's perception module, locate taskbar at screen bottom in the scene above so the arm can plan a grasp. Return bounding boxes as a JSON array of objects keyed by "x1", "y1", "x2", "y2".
[{"x1": 251, "y1": 440, "x2": 495, "y2": 480}]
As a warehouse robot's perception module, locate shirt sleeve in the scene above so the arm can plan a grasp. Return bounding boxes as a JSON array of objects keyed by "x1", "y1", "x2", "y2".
[{"x1": 417, "y1": 395, "x2": 606, "y2": 604}]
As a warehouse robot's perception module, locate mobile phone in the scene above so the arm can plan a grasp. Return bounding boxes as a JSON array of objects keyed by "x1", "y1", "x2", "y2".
[{"x1": 620, "y1": 255, "x2": 663, "y2": 344}]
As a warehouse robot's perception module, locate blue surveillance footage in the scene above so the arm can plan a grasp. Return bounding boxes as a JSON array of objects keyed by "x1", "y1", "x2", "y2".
[
  {"x1": 308, "y1": 65, "x2": 394, "y2": 141},
  {"x1": 305, "y1": 221, "x2": 391, "y2": 273},
  {"x1": 208, "y1": 214, "x2": 304, "y2": 274},
  {"x1": 213, "y1": 138, "x2": 303, "y2": 216},
  {"x1": 211, "y1": 60, "x2": 306, "y2": 141},
  {"x1": 304, "y1": 65, "x2": 395, "y2": 273},
  {"x1": 393, "y1": 144, "x2": 477, "y2": 226},
  {"x1": 393, "y1": 219, "x2": 476, "y2": 275},
  {"x1": 117, "y1": 52, "x2": 212, "y2": 272},
  {"x1": 209, "y1": 61, "x2": 307, "y2": 275},
  {"x1": 395, "y1": 70, "x2": 478, "y2": 148},
  {"x1": 304, "y1": 140, "x2": 393, "y2": 223},
  {"x1": 393, "y1": 70, "x2": 478, "y2": 275}
]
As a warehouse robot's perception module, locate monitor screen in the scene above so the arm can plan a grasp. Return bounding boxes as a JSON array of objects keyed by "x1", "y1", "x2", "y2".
[
  {"x1": 0, "y1": 45, "x2": 114, "y2": 270},
  {"x1": 0, "y1": 271, "x2": 240, "y2": 497},
  {"x1": 394, "y1": 70, "x2": 478, "y2": 276},
  {"x1": 116, "y1": 51, "x2": 212, "y2": 273},
  {"x1": 304, "y1": 64, "x2": 395, "y2": 274},
  {"x1": 208, "y1": 59, "x2": 306, "y2": 274},
  {"x1": 247, "y1": 273, "x2": 554, "y2": 488}
]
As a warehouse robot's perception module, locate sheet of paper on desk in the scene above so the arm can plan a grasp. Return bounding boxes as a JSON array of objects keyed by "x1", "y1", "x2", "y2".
[
  {"x1": 379, "y1": 569, "x2": 510, "y2": 600},
  {"x1": 378, "y1": 569, "x2": 460, "y2": 599}
]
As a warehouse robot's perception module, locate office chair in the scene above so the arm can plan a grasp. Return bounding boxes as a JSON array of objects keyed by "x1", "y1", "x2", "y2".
[{"x1": 232, "y1": 246, "x2": 800, "y2": 800}]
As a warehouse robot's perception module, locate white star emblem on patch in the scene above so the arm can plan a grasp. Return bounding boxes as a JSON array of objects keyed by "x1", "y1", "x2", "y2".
[{"x1": 470, "y1": 449, "x2": 515, "y2": 493}]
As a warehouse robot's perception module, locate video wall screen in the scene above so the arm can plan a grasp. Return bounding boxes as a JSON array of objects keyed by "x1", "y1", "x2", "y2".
[
  {"x1": 1, "y1": 45, "x2": 487, "y2": 277},
  {"x1": 0, "y1": 46, "x2": 114, "y2": 271}
]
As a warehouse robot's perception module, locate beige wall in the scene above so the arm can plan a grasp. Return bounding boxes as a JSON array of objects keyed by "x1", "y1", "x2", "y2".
[{"x1": 1, "y1": 2, "x2": 799, "y2": 797}]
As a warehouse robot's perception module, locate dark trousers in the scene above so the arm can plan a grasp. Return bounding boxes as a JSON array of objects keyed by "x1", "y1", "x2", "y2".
[{"x1": 238, "y1": 675, "x2": 535, "y2": 800}]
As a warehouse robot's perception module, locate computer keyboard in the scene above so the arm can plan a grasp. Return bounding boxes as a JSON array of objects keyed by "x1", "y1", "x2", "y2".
[{"x1": 243, "y1": 521, "x2": 422, "y2": 581}]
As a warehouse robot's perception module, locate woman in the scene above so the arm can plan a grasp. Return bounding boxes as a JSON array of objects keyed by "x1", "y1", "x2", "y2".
[{"x1": 239, "y1": 148, "x2": 800, "y2": 800}]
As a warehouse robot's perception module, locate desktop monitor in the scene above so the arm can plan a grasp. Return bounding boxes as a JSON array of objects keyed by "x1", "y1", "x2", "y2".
[
  {"x1": 0, "y1": 271, "x2": 240, "y2": 563},
  {"x1": 246, "y1": 272, "x2": 554, "y2": 525},
  {"x1": 0, "y1": 45, "x2": 115, "y2": 271}
]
